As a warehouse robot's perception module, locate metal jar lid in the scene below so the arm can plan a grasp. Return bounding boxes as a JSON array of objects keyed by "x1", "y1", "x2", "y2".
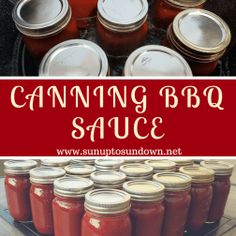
[
  {"x1": 30, "y1": 167, "x2": 65, "y2": 184},
  {"x1": 173, "y1": 159, "x2": 194, "y2": 169},
  {"x1": 4, "y1": 160, "x2": 37, "y2": 175},
  {"x1": 123, "y1": 180, "x2": 165, "y2": 202},
  {"x1": 179, "y1": 166, "x2": 214, "y2": 184},
  {"x1": 71, "y1": 159, "x2": 95, "y2": 165},
  {"x1": 90, "y1": 171, "x2": 127, "y2": 188},
  {"x1": 153, "y1": 172, "x2": 191, "y2": 191},
  {"x1": 41, "y1": 159, "x2": 70, "y2": 167},
  {"x1": 124, "y1": 159, "x2": 144, "y2": 163},
  {"x1": 54, "y1": 176, "x2": 94, "y2": 198},
  {"x1": 200, "y1": 161, "x2": 234, "y2": 176},
  {"x1": 124, "y1": 45, "x2": 192, "y2": 76},
  {"x1": 65, "y1": 164, "x2": 96, "y2": 177},
  {"x1": 85, "y1": 189, "x2": 131, "y2": 214},
  {"x1": 12, "y1": 0, "x2": 71, "y2": 38},
  {"x1": 95, "y1": 159, "x2": 125, "y2": 171},
  {"x1": 172, "y1": 9, "x2": 231, "y2": 54},
  {"x1": 97, "y1": 0, "x2": 148, "y2": 32},
  {"x1": 145, "y1": 160, "x2": 176, "y2": 173},
  {"x1": 120, "y1": 164, "x2": 153, "y2": 179},
  {"x1": 39, "y1": 39, "x2": 109, "y2": 76},
  {"x1": 165, "y1": 0, "x2": 206, "y2": 8}
]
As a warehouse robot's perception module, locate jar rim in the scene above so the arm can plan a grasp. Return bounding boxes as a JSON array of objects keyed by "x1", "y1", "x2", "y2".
[
  {"x1": 65, "y1": 164, "x2": 96, "y2": 175},
  {"x1": 165, "y1": 0, "x2": 206, "y2": 8},
  {"x1": 91, "y1": 171, "x2": 127, "y2": 185},
  {"x1": 41, "y1": 159, "x2": 70, "y2": 167},
  {"x1": 145, "y1": 160, "x2": 176, "y2": 170},
  {"x1": 120, "y1": 163, "x2": 154, "y2": 177},
  {"x1": 4, "y1": 160, "x2": 37, "y2": 175},
  {"x1": 95, "y1": 159, "x2": 125, "y2": 170},
  {"x1": 200, "y1": 161, "x2": 234, "y2": 176}
]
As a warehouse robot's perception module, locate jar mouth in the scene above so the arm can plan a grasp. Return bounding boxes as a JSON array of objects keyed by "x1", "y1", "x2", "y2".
[
  {"x1": 172, "y1": 9, "x2": 231, "y2": 54},
  {"x1": 12, "y1": 0, "x2": 71, "y2": 38},
  {"x1": 165, "y1": 0, "x2": 206, "y2": 8}
]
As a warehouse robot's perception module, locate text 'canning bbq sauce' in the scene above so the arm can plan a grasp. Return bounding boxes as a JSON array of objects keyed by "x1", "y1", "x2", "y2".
[
  {"x1": 4, "y1": 160, "x2": 37, "y2": 222},
  {"x1": 53, "y1": 177, "x2": 94, "y2": 236},
  {"x1": 29, "y1": 167, "x2": 65, "y2": 235},
  {"x1": 153, "y1": 172, "x2": 191, "y2": 236},
  {"x1": 180, "y1": 166, "x2": 215, "y2": 232},
  {"x1": 123, "y1": 180, "x2": 165, "y2": 236},
  {"x1": 96, "y1": 0, "x2": 149, "y2": 56},
  {"x1": 12, "y1": 0, "x2": 78, "y2": 58},
  {"x1": 200, "y1": 161, "x2": 234, "y2": 223},
  {"x1": 82, "y1": 189, "x2": 132, "y2": 236},
  {"x1": 167, "y1": 9, "x2": 231, "y2": 75}
]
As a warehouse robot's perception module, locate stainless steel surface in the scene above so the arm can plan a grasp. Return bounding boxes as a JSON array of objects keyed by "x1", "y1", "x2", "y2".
[
  {"x1": 124, "y1": 45, "x2": 192, "y2": 76},
  {"x1": 97, "y1": 0, "x2": 148, "y2": 32},
  {"x1": 123, "y1": 180, "x2": 164, "y2": 201},
  {"x1": 12, "y1": 0, "x2": 71, "y2": 37},
  {"x1": 173, "y1": 9, "x2": 231, "y2": 53},
  {"x1": 39, "y1": 39, "x2": 109, "y2": 76}
]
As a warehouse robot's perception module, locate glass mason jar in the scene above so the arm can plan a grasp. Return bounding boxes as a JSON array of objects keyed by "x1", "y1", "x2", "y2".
[
  {"x1": 41, "y1": 159, "x2": 70, "y2": 168},
  {"x1": 30, "y1": 167, "x2": 65, "y2": 235},
  {"x1": 90, "y1": 171, "x2": 126, "y2": 189},
  {"x1": 153, "y1": 0, "x2": 206, "y2": 29},
  {"x1": 53, "y1": 177, "x2": 94, "y2": 236},
  {"x1": 173, "y1": 159, "x2": 194, "y2": 171},
  {"x1": 65, "y1": 164, "x2": 96, "y2": 178},
  {"x1": 200, "y1": 160, "x2": 234, "y2": 223},
  {"x1": 123, "y1": 180, "x2": 165, "y2": 236},
  {"x1": 96, "y1": 0, "x2": 148, "y2": 56},
  {"x1": 39, "y1": 39, "x2": 109, "y2": 76},
  {"x1": 95, "y1": 159, "x2": 125, "y2": 171},
  {"x1": 120, "y1": 164, "x2": 154, "y2": 180},
  {"x1": 180, "y1": 166, "x2": 215, "y2": 232},
  {"x1": 4, "y1": 160, "x2": 37, "y2": 221},
  {"x1": 124, "y1": 45, "x2": 192, "y2": 76},
  {"x1": 82, "y1": 189, "x2": 132, "y2": 236},
  {"x1": 145, "y1": 160, "x2": 176, "y2": 173},
  {"x1": 12, "y1": 0, "x2": 79, "y2": 59},
  {"x1": 166, "y1": 9, "x2": 231, "y2": 75},
  {"x1": 153, "y1": 172, "x2": 191, "y2": 236}
]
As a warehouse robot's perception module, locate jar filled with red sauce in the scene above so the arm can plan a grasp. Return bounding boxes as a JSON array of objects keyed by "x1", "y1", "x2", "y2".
[
  {"x1": 180, "y1": 166, "x2": 214, "y2": 232},
  {"x1": 12, "y1": 0, "x2": 79, "y2": 59},
  {"x1": 153, "y1": 0, "x2": 206, "y2": 29},
  {"x1": 153, "y1": 172, "x2": 191, "y2": 236},
  {"x1": 167, "y1": 9, "x2": 231, "y2": 75},
  {"x1": 65, "y1": 164, "x2": 96, "y2": 178},
  {"x1": 30, "y1": 167, "x2": 65, "y2": 235},
  {"x1": 120, "y1": 164, "x2": 154, "y2": 180},
  {"x1": 200, "y1": 161, "x2": 234, "y2": 223},
  {"x1": 95, "y1": 159, "x2": 125, "y2": 171},
  {"x1": 53, "y1": 177, "x2": 94, "y2": 236},
  {"x1": 4, "y1": 160, "x2": 37, "y2": 222},
  {"x1": 39, "y1": 39, "x2": 109, "y2": 76},
  {"x1": 90, "y1": 171, "x2": 126, "y2": 189},
  {"x1": 123, "y1": 180, "x2": 165, "y2": 236},
  {"x1": 96, "y1": 0, "x2": 148, "y2": 56},
  {"x1": 41, "y1": 159, "x2": 71, "y2": 168},
  {"x1": 82, "y1": 189, "x2": 132, "y2": 236},
  {"x1": 145, "y1": 160, "x2": 176, "y2": 173},
  {"x1": 173, "y1": 159, "x2": 194, "y2": 171}
]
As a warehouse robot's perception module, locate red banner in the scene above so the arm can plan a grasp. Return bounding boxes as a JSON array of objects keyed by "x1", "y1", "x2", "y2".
[{"x1": 0, "y1": 78, "x2": 235, "y2": 156}]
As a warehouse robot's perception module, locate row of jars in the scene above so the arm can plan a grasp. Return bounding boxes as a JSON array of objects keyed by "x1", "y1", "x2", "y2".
[
  {"x1": 12, "y1": 0, "x2": 231, "y2": 76},
  {"x1": 4, "y1": 159, "x2": 234, "y2": 236}
]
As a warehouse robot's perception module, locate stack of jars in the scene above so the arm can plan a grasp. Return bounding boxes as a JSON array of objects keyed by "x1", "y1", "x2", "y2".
[{"x1": 4, "y1": 159, "x2": 234, "y2": 236}]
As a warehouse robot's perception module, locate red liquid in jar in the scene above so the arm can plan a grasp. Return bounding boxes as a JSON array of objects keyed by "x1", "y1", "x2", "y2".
[
  {"x1": 130, "y1": 201, "x2": 164, "y2": 236},
  {"x1": 53, "y1": 196, "x2": 84, "y2": 236},
  {"x1": 186, "y1": 183, "x2": 213, "y2": 231},
  {"x1": 187, "y1": 59, "x2": 219, "y2": 75},
  {"x1": 82, "y1": 211, "x2": 131, "y2": 236},
  {"x1": 5, "y1": 174, "x2": 32, "y2": 221},
  {"x1": 30, "y1": 183, "x2": 55, "y2": 235},
  {"x1": 96, "y1": 20, "x2": 148, "y2": 56},
  {"x1": 162, "y1": 190, "x2": 191, "y2": 236}
]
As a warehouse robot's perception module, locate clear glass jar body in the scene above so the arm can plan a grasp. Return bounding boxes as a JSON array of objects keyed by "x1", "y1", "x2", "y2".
[
  {"x1": 96, "y1": 20, "x2": 148, "y2": 56},
  {"x1": 186, "y1": 182, "x2": 213, "y2": 231},
  {"x1": 30, "y1": 183, "x2": 54, "y2": 235},
  {"x1": 53, "y1": 195, "x2": 84, "y2": 236},
  {"x1": 5, "y1": 173, "x2": 32, "y2": 221},
  {"x1": 162, "y1": 189, "x2": 191, "y2": 236},
  {"x1": 130, "y1": 200, "x2": 164, "y2": 236},
  {"x1": 207, "y1": 175, "x2": 231, "y2": 223},
  {"x1": 82, "y1": 210, "x2": 131, "y2": 236}
]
